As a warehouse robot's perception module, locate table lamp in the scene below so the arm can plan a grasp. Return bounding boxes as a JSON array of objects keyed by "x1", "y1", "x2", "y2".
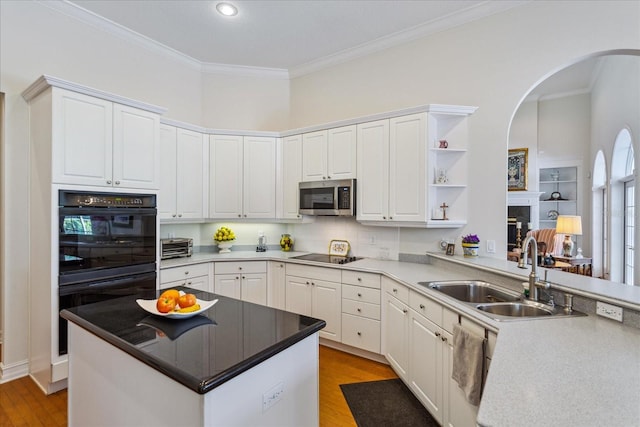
[{"x1": 556, "y1": 215, "x2": 582, "y2": 257}]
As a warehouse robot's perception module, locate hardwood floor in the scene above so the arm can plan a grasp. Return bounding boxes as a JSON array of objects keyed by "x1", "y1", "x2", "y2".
[{"x1": 0, "y1": 345, "x2": 397, "y2": 426}]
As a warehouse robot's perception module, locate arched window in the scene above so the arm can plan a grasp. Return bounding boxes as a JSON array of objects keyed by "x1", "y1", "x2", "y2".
[
  {"x1": 592, "y1": 151, "x2": 607, "y2": 279},
  {"x1": 610, "y1": 129, "x2": 635, "y2": 285}
]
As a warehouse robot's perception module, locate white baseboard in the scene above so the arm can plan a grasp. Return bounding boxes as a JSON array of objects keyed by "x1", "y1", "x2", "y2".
[{"x1": 0, "y1": 359, "x2": 29, "y2": 383}]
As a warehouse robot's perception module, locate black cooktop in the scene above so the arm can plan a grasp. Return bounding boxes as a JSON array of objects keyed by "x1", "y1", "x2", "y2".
[{"x1": 292, "y1": 253, "x2": 362, "y2": 265}]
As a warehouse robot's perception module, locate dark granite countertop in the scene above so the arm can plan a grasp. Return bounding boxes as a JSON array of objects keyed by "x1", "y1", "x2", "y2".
[{"x1": 60, "y1": 288, "x2": 326, "y2": 394}]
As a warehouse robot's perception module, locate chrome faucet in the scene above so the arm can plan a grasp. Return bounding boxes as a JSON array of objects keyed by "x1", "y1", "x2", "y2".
[{"x1": 518, "y1": 236, "x2": 550, "y2": 301}]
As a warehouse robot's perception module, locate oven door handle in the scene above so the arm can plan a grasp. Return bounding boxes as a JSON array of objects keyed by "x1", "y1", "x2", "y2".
[
  {"x1": 59, "y1": 207, "x2": 157, "y2": 216},
  {"x1": 59, "y1": 272, "x2": 157, "y2": 297}
]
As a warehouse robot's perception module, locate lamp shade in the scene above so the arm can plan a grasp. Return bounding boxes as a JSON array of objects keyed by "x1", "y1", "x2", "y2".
[{"x1": 556, "y1": 215, "x2": 582, "y2": 235}]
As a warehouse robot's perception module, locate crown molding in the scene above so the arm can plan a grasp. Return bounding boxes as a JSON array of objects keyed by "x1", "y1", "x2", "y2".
[
  {"x1": 41, "y1": 0, "x2": 528, "y2": 80},
  {"x1": 289, "y1": 1, "x2": 530, "y2": 78}
]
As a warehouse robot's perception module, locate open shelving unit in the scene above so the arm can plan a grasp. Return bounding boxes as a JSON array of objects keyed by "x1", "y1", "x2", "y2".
[{"x1": 539, "y1": 166, "x2": 578, "y2": 227}]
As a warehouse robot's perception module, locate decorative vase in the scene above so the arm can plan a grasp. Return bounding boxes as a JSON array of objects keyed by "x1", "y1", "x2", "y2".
[
  {"x1": 461, "y1": 243, "x2": 479, "y2": 257},
  {"x1": 280, "y1": 234, "x2": 293, "y2": 251},
  {"x1": 217, "y1": 241, "x2": 234, "y2": 253}
]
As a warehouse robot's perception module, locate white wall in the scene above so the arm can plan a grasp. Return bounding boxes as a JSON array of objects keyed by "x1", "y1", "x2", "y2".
[{"x1": 289, "y1": 0, "x2": 640, "y2": 257}]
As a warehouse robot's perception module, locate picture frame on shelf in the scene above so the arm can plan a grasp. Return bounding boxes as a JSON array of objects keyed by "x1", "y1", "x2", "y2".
[
  {"x1": 507, "y1": 148, "x2": 528, "y2": 191},
  {"x1": 445, "y1": 243, "x2": 455, "y2": 256}
]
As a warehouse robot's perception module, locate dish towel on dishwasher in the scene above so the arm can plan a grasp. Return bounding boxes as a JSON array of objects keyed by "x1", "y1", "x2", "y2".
[{"x1": 451, "y1": 323, "x2": 485, "y2": 406}]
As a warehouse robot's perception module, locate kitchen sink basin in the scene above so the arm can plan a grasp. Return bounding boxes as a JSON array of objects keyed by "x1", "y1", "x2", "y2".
[
  {"x1": 475, "y1": 302, "x2": 553, "y2": 317},
  {"x1": 420, "y1": 280, "x2": 522, "y2": 303}
]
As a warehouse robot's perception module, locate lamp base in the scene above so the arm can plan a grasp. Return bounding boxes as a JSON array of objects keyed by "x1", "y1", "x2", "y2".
[{"x1": 562, "y1": 235, "x2": 573, "y2": 257}]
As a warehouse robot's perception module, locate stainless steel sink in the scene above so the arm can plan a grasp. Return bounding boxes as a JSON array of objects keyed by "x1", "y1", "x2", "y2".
[
  {"x1": 476, "y1": 302, "x2": 553, "y2": 317},
  {"x1": 420, "y1": 280, "x2": 522, "y2": 303}
]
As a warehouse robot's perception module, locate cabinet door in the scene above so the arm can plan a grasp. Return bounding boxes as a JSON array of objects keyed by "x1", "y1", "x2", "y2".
[
  {"x1": 112, "y1": 104, "x2": 160, "y2": 190},
  {"x1": 176, "y1": 128, "x2": 207, "y2": 219},
  {"x1": 159, "y1": 125, "x2": 178, "y2": 219},
  {"x1": 383, "y1": 293, "x2": 409, "y2": 380},
  {"x1": 243, "y1": 136, "x2": 276, "y2": 219},
  {"x1": 285, "y1": 276, "x2": 312, "y2": 316},
  {"x1": 241, "y1": 273, "x2": 267, "y2": 306},
  {"x1": 214, "y1": 274, "x2": 241, "y2": 300},
  {"x1": 312, "y1": 279, "x2": 342, "y2": 342},
  {"x1": 209, "y1": 135, "x2": 243, "y2": 218},
  {"x1": 327, "y1": 125, "x2": 357, "y2": 180},
  {"x1": 279, "y1": 135, "x2": 303, "y2": 219},
  {"x1": 301, "y1": 130, "x2": 328, "y2": 181},
  {"x1": 52, "y1": 89, "x2": 113, "y2": 187},
  {"x1": 409, "y1": 310, "x2": 444, "y2": 424},
  {"x1": 444, "y1": 331, "x2": 479, "y2": 427},
  {"x1": 389, "y1": 113, "x2": 426, "y2": 222},
  {"x1": 267, "y1": 261, "x2": 286, "y2": 309},
  {"x1": 357, "y1": 120, "x2": 389, "y2": 221}
]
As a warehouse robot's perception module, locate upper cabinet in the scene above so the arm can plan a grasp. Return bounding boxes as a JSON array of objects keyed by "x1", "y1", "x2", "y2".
[
  {"x1": 51, "y1": 89, "x2": 159, "y2": 189},
  {"x1": 357, "y1": 106, "x2": 476, "y2": 227},
  {"x1": 159, "y1": 125, "x2": 208, "y2": 221},
  {"x1": 209, "y1": 135, "x2": 277, "y2": 219},
  {"x1": 301, "y1": 125, "x2": 356, "y2": 182},
  {"x1": 277, "y1": 135, "x2": 303, "y2": 220},
  {"x1": 22, "y1": 77, "x2": 164, "y2": 191}
]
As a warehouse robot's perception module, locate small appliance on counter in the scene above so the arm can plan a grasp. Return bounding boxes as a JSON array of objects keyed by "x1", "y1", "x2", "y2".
[
  {"x1": 256, "y1": 232, "x2": 267, "y2": 252},
  {"x1": 160, "y1": 238, "x2": 193, "y2": 259}
]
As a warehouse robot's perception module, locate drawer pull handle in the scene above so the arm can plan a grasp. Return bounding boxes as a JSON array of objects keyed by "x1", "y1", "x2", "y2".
[{"x1": 420, "y1": 304, "x2": 425, "y2": 309}]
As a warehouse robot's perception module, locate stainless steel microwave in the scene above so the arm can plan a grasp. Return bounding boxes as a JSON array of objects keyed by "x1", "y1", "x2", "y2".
[{"x1": 299, "y1": 179, "x2": 356, "y2": 216}]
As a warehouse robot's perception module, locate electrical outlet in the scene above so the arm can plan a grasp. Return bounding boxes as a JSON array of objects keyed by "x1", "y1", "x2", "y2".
[
  {"x1": 262, "y1": 381, "x2": 284, "y2": 412},
  {"x1": 487, "y1": 240, "x2": 496, "y2": 253},
  {"x1": 596, "y1": 301, "x2": 623, "y2": 322}
]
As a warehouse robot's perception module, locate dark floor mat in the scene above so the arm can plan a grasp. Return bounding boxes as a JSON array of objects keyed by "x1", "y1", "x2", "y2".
[{"x1": 340, "y1": 378, "x2": 439, "y2": 427}]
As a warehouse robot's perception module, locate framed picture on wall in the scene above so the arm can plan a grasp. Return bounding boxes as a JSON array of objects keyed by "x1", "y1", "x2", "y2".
[{"x1": 507, "y1": 148, "x2": 528, "y2": 191}]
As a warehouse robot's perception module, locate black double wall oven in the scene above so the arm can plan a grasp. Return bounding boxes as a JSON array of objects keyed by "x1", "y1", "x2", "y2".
[{"x1": 58, "y1": 190, "x2": 158, "y2": 355}]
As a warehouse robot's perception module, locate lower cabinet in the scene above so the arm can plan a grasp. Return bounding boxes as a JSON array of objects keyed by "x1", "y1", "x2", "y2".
[
  {"x1": 285, "y1": 264, "x2": 342, "y2": 342},
  {"x1": 160, "y1": 262, "x2": 212, "y2": 292},
  {"x1": 214, "y1": 261, "x2": 267, "y2": 305},
  {"x1": 267, "y1": 261, "x2": 287, "y2": 310},
  {"x1": 341, "y1": 271, "x2": 381, "y2": 353},
  {"x1": 383, "y1": 276, "x2": 493, "y2": 427}
]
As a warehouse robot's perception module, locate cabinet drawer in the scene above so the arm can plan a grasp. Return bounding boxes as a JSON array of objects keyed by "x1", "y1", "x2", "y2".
[
  {"x1": 342, "y1": 284, "x2": 380, "y2": 304},
  {"x1": 342, "y1": 299, "x2": 380, "y2": 320},
  {"x1": 160, "y1": 275, "x2": 209, "y2": 291},
  {"x1": 342, "y1": 270, "x2": 380, "y2": 289},
  {"x1": 341, "y1": 313, "x2": 381, "y2": 353},
  {"x1": 409, "y1": 290, "x2": 442, "y2": 325},
  {"x1": 382, "y1": 277, "x2": 409, "y2": 304},
  {"x1": 215, "y1": 261, "x2": 267, "y2": 275},
  {"x1": 161, "y1": 263, "x2": 210, "y2": 283},
  {"x1": 286, "y1": 263, "x2": 341, "y2": 282}
]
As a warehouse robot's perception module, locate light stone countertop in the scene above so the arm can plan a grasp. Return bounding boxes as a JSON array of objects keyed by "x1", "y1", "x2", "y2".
[{"x1": 160, "y1": 251, "x2": 640, "y2": 426}]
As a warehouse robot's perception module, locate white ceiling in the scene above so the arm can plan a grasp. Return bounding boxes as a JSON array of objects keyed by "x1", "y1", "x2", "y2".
[{"x1": 65, "y1": 0, "x2": 526, "y2": 76}]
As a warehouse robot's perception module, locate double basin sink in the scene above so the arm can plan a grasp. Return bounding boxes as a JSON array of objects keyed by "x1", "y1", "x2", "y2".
[{"x1": 419, "y1": 280, "x2": 585, "y2": 321}]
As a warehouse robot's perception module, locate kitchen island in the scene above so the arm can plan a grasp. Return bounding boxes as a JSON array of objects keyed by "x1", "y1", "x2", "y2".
[{"x1": 60, "y1": 289, "x2": 326, "y2": 427}]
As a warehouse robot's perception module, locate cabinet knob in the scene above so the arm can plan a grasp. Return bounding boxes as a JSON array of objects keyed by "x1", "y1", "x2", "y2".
[
  {"x1": 238, "y1": 214, "x2": 242, "y2": 217},
  {"x1": 420, "y1": 304, "x2": 425, "y2": 309},
  {"x1": 306, "y1": 281, "x2": 310, "y2": 285},
  {"x1": 244, "y1": 214, "x2": 247, "y2": 217},
  {"x1": 383, "y1": 216, "x2": 386, "y2": 220},
  {"x1": 441, "y1": 336, "x2": 447, "y2": 342},
  {"x1": 357, "y1": 332, "x2": 361, "y2": 336},
  {"x1": 115, "y1": 181, "x2": 120, "y2": 185},
  {"x1": 172, "y1": 214, "x2": 177, "y2": 217},
  {"x1": 238, "y1": 267, "x2": 243, "y2": 270},
  {"x1": 184, "y1": 271, "x2": 189, "y2": 275},
  {"x1": 357, "y1": 293, "x2": 362, "y2": 297},
  {"x1": 106, "y1": 180, "x2": 112, "y2": 185},
  {"x1": 236, "y1": 276, "x2": 239, "y2": 279},
  {"x1": 242, "y1": 276, "x2": 245, "y2": 279},
  {"x1": 357, "y1": 277, "x2": 362, "y2": 281},
  {"x1": 357, "y1": 308, "x2": 362, "y2": 312},
  {"x1": 435, "y1": 332, "x2": 441, "y2": 337},
  {"x1": 178, "y1": 214, "x2": 182, "y2": 217},
  {"x1": 393, "y1": 288, "x2": 398, "y2": 293},
  {"x1": 389, "y1": 216, "x2": 393, "y2": 220},
  {"x1": 279, "y1": 264, "x2": 284, "y2": 268},
  {"x1": 187, "y1": 281, "x2": 192, "y2": 285},
  {"x1": 327, "y1": 176, "x2": 331, "y2": 179},
  {"x1": 311, "y1": 282, "x2": 315, "y2": 286}
]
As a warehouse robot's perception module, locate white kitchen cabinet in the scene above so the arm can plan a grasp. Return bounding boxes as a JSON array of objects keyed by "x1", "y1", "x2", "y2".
[
  {"x1": 285, "y1": 264, "x2": 342, "y2": 342},
  {"x1": 357, "y1": 107, "x2": 476, "y2": 227},
  {"x1": 301, "y1": 125, "x2": 357, "y2": 182},
  {"x1": 382, "y1": 276, "x2": 410, "y2": 380},
  {"x1": 341, "y1": 271, "x2": 381, "y2": 353},
  {"x1": 159, "y1": 125, "x2": 208, "y2": 221},
  {"x1": 267, "y1": 261, "x2": 287, "y2": 309},
  {"x1": 277, "y1": 135, "x2": 303, "y2": 219},
  {"x1": 214, "y1": 261, "x2": 268, "y2": 306},
  {"x1": 47, "y1": 88, "x2": 160, "y2": 189},
  {"x1": 209, "y1": 135, "x2": 276, "y2": 219},
  {"x1": 160, "y1": 262, "x2": 212, "y2": 292}
]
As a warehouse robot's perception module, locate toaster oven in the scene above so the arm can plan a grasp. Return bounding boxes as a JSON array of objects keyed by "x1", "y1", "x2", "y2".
[{"x1": 160, "y1": 238, "x2": 193, "y2": 259}]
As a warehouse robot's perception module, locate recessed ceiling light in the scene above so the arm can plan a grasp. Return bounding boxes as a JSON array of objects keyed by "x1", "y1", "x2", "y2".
[{"x1": 216, "y1": 2, "x2": 238, "y2": 17}]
